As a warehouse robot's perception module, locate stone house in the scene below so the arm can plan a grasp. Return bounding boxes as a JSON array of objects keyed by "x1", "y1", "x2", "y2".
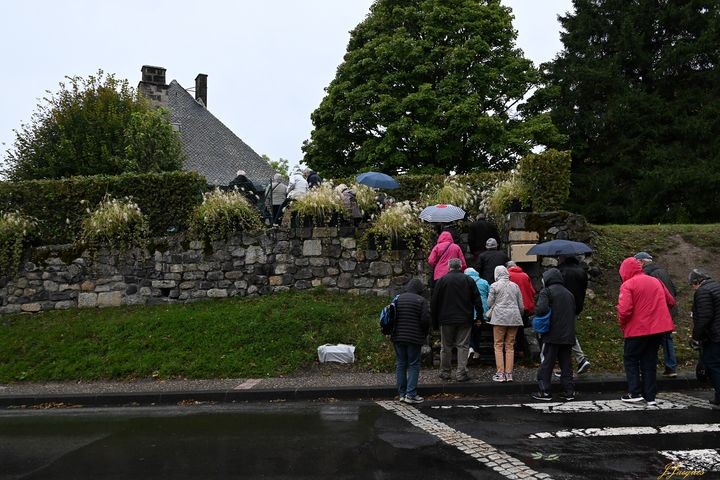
[{"x1": 137, "y1": 65, "x2": 275, "y2": 190}]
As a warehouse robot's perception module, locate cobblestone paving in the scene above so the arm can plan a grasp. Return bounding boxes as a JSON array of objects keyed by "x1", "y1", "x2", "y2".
[{"x1": 377, "y1": 400, "x2": 553, "y2": 480}]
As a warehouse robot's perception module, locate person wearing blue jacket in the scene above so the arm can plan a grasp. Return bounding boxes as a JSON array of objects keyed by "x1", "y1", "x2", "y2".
[{"x1": 464, "y1": 268, "x2": 490, "y2": 360}]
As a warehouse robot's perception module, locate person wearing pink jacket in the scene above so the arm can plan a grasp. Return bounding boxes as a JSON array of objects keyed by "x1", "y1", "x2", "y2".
[
  {"x1": 427, "y1": 231, "x2": 466, "y2": 285},
  {"x1": 617, "y1": 257, "x2": 675, "y2": 406}
]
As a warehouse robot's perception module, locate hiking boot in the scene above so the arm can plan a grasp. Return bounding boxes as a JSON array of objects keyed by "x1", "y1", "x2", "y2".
[
  {"x1": 662, "y1": 368, "x2": 677, "y2": 378},
  {"x1": 577, "y1": 358, "x2": 591, "y2": 374},
  {"x1": 403, "y1": 395, "x2": 424, "y2": 404},
  {"x1": 492, "y1": 372, "x2": 506, "y2": 383},
  {"x1": 553, "y1": 369, "x2": 561, "y2": 378},
  {"x1": 531, "y1": 391, "x2": 553, "y2": 401},
  {"x1": 560, "y1": 392, "x2": 575, "y2": 401},
  {"x1": 456, "y1": 374, "x2": 473, "y2": 382},
  {"x1": 439, "y1": 372, "x2": 452, "y2": 381},
  {"x1": 621, "y1": 393, "x2": 644, "y2": 403}
]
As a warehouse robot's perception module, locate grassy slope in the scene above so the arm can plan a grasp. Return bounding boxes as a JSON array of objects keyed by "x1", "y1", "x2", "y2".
[
  {"x1": 2, "y1": 224, "x2": 718, "y2": 381},
  {"x1": 0, "y1": 290, "x2": 393, "y2": 382}
]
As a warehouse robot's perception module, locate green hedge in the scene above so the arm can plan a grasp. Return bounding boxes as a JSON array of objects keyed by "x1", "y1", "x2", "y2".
[
  {"x1": 0, "y1": 171, "x2": 206, "y2": 244},
  {"x1": 337, "y1": 172, "x2": 508, "y2": 203},
  {"x1": 519, "y1": 149, "x2": 571, "y2": 212}
]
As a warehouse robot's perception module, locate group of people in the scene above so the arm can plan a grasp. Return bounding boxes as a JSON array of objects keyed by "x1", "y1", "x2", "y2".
[
  {"x1": 389, "y1": 232, "x2": 720, "y2": 410},
  {"x1": 226, "y1": 168, "x2": 323, "y2": 227}
]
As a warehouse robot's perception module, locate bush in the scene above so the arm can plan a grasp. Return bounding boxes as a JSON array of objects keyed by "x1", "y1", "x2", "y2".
[
  {"x1": 0, "y1": 171, "x2": 206, "y2": 244},
  {"x1": 0, "y1": 212, "x2": 37, "y2": 276},
  {"x1": 518, "y1": 149, "x2": 571, "y2": 212},
  {"x1": 79, "y1": 196, "x2": 148, "y2": 252},
  {"x1": 364, "y1": 202, "x2": 431, "y2": 254},
  {"x1": 290, "y1": 183, "x2": 346, "y2": 224},
  {"x1": 189, "y1": 189, "x2": 264, "y2": 242},
  {"x1": 486, "y1": 175, "x2": 530, "y2": 218},
  {"x1": 351, "y1": 183, "x2": 380, "y2": 215}
]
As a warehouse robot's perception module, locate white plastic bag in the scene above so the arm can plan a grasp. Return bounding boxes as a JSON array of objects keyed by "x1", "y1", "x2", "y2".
[{"x1": 317, "y1": 344, "x2": 356, "y2": 364}]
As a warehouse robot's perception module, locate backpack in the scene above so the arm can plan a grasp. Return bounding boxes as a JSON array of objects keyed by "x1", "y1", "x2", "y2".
[
  {"x1": 379, "y1": 294, "x2": 400, "y2": 335},
  {"x1": 532, "y1": 289, "x2": 552, "y2": 334}
]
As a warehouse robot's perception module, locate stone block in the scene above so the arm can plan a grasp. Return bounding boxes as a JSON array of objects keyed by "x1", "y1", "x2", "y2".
[
  {"x1": 98, "y1": 291, "x2": 123, "y2": 307},
  {"x1": 123, "y1": 295, "x2": 145, "y2": 306},
  {"x1": 339, "y1": 260, "x2": 357, "y2": 272},
  {"x1": 55, "y1": 301, "x2": 74, "y2": 310},
  {"x1": 510, "y1": 244, "x2": 538, "y2": 263},
  {"x1": 179, "y1": 281, "x2": 196, "y2": 290},
  {"x1": 309, "y1": 257, "x2": 329, "y2": 267},
  {"x1": 312, "y1": 227, "x2": 337, "y2": 238},
  {"x1": 340, "y1": 238, "x2": 356, "y2": 249},
  {"x1": 354, "y1": 277, "x2": 375, "y2": 288},
  {"x1": 152, "y1": 280, "x2": 177, "y2": 288},
  {"x1": 245, "y1": 246, "x2": 267, "y2": 264},
  {"x1": 207, "y1": 288, "x2": 228, "y2": 298},
  {"x1": 78, "y1": 292, "x2": 98, "y2": 308},
  {"x1": 231, "y1": 247, "x2": 246, "y2": 258},
  {"x1": 322, "y1": 277, "x2": 337, "y2": 287},
  {"x1": 170, "y1": 264, "x2": 184, "y2": 273},
  {"x1": 326, "y1": 267, "x2": 340, "y2": 276},
  {"x1": 274, "y1": 264, "x2": 288, "y2": 275},
  {"x1": 21, "y1": 303, "x2": 42, "y2": 312},
  {"x1": 269, "y1": 275, "x2": 285, "y2": 286},
  {"x1": 206, "y1": 271, "x2": 224, "y2": 281},
  {"x1": 376, "y1": 278, "x2": 391, "y2": 288},
  {"x1": 311, "y1": 279, "x2": 322, "y2": 287},
  {"x1": 0, "y1": 304, "x2": 22, "y2": 314},
  {"x1": 94, "y1": 284, "x2": 112, "y2": 293},
  {"x1": 294, "y1": 257, "x2": 309, "y2": 267},
  {"x1": 302, "y1": 239, "x2": 322, "y2": 256},
  {"x1": 224, "y1": 271, "x2": 244, "y2": 280},
  {"x1": 508, "y1": 230, "x2": 540, "y2": 242},
  {"x1": 81, "y1": 280, "x2": 95, "y2": 291},
  {"x1": 368, "y1": 261, "x2": 392, "y2": 276},
  {"x1": 338, "y1": 273, "x2": 353, "y2": 289}
]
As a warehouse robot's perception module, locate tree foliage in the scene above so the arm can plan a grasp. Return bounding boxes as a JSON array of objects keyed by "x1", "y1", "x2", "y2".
[
  {"x1": 3, "y1": 70, "x2": 184, "y2": 181},
  {"x1": 530, "y1": 0, "x2": 720, "y2": 223},
  {"x1": 261, "y1": 154, "x2": 289, "y2": 177},
  {"x1": 302, "y1": 0, "x2": 561, "y2": 178}
]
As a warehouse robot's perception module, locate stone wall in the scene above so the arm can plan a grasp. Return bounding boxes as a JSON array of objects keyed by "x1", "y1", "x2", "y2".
[
  {"x1": 0, "y1": 212, "x2": 593, "y2": 315},
  {"x1": 0, "y1": 227, "x2": 427, "y2": 315}
]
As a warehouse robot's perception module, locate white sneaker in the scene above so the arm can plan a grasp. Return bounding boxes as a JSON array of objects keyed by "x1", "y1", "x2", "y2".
[{"x1": 467, "y1": 347, "x2": 475, "y2": 359}]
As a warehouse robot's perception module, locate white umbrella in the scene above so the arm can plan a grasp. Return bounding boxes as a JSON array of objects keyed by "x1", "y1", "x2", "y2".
[{"x1": 419, "y1": 204, "x2": 466, "y2": 223}]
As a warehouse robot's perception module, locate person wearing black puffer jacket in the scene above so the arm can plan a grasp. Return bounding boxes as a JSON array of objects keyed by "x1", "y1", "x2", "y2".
[
  {"x1": 689, "y1": 268, "x2": 720, "y2": 409},
  {"x1": 391, "y1": 278, "x2": 431, "y2": 404},
  {"x1": 532, "y1": 268, "x2": 577, "y2": 402}
]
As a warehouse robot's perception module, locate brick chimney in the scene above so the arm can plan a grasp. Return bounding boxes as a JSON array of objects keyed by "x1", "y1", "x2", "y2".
[
  {"x1": 195, "y1": 73, "x2": 208, "y2": 107},
  {"x1": 138, "y1": 65, "x2": 169, "y2": 107}
]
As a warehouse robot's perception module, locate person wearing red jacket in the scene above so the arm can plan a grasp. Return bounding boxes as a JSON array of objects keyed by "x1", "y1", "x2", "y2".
[
  {"x1": 507, "y1": 261, "x2": 536, "y2": 318},
  {"x1": 617, "y1": 257, "x2": 675, "y2": 406}
]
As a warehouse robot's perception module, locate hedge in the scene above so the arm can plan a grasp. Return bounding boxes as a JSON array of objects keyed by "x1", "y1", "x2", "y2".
[{"x1": 0, "y1": 171, "x2": 207, "y2": 244}]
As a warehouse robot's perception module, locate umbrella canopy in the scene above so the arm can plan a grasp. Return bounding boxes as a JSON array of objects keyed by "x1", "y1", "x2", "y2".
[
  {"x1": 527, "y1": 239, "x2": 593, "y2": 256},
  {"x1": 419, "y1": 204, "x2": 466, "y2": 223},
  {"x1": 356, "y1": 172, "x2": 400, "y2": 189}
]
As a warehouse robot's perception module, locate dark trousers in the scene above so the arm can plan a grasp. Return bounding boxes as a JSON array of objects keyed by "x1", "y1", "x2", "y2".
[
  {"x1": 623, "y1": 333, "x2": 662, "y2": 401},
  {"x1": 537, "y1": 342, "x2": 573, "y2": 395},
  {"x1": 702, "y1": 341, "x2": 720, "y2": 401}
]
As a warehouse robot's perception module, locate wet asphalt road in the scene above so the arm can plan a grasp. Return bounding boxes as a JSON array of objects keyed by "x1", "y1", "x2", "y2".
[{"x1": 1, "y1": 389, "x2": 719, "y2": 480}]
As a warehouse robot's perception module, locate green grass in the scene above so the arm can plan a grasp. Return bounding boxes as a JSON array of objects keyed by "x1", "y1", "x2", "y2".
[
  {"x1": 0, "y1": 290, "x2": 394, "y2": 382},
  {"x1": 2, "y1": 224, "x2": 717, "y2": 382}
]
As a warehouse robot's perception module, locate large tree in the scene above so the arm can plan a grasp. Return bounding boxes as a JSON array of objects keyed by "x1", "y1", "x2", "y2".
[
  {"x1": 302, "y1": 0, "x2": 559, "y2": 177},
  {"x1": 531, "y1": 0, "x2": 720, "y2": 223},
  {"x1": 3, "y1": 71, "x2": 183, "y2": 181}
]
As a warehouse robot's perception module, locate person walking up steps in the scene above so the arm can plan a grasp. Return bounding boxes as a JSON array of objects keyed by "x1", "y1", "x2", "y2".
[
  {"x1": 391, "y1": 278, "x2": 431, "y2": 404},
  {"x1": 688, "y1": 268, "x2": 720, "y2": 409},
  {"x1": 557, "y1": 255, "x2": 591, "y2": 375}
]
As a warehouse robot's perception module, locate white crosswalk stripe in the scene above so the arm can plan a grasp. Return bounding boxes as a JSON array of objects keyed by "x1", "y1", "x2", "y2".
[
  {"x1": 529, "y1": 423, "x2": 720, "y2": 439},
  {"x1": 659, "y1": 449, "x2": 720, "y2": 473}
]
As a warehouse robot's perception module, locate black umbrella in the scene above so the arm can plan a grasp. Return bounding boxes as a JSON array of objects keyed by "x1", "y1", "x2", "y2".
[{"x1": 527, "y1": 239, "x2": 593, "y2": 256}]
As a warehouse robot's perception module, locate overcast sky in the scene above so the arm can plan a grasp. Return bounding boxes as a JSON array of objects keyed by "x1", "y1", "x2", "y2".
[{"x1": 0, "y1": 0, "x2": 573, "y2": 172}]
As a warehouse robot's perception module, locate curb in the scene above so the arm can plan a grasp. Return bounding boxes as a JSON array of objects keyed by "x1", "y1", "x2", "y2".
[{"x1": 0, "y1": 377, "x2": 703, "y2": 409}]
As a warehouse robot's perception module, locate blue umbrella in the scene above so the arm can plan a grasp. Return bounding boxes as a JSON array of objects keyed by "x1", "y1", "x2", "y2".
[
  {"x1": 527, "y1": 239, "x2": 593, "y2": 256},
  {"x1": 356, "y1": 172, "x2": 400, "y2": 189}
]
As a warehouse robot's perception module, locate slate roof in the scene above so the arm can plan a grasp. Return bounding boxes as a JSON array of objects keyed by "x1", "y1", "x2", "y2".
[{"x1": 165, "y1": 80, "x2": 275, "y2": 188}]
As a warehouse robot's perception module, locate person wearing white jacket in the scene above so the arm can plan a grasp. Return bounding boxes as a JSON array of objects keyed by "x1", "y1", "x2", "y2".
[{"x1": 487, "y1": 265, "x2": 524, "y2": 382}]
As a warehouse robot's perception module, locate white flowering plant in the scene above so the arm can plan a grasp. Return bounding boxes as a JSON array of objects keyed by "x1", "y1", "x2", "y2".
[
  {"x1": 80, "y1": 196, "x2": 149, "y2": 251},
  {"x1": 364, "y1": 201, "x2": 431, "y2": 254},
  {"x1": 189, "y1": 188, "x2": 263, "y2": 242},
  {"x1": 351, "y1": 183, "x2": 380, "y2": 215},
  {"x1": 0, "y1": 211, "x2": 37, "y2": 276},
  {"x1": 422, "y1": 178, "x2": 483, "y2": 216},
  {"x1": 289, "y1": 182, "x2": 345, "y2": 224}
]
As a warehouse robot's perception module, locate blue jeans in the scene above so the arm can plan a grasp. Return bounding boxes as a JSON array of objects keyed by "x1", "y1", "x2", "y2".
[
  {"x1": 661, "y1": 331, "x2": 677, "y2": 370},
  {"x1": 394, "y1": 342, "x2": 422, "y2": 398},
  {"x1": 624, "y1": 334, "x2": 662, "y2": 401},
  {"x1": 701, "y1": 341, "x2": 720, "y2": 401}
]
